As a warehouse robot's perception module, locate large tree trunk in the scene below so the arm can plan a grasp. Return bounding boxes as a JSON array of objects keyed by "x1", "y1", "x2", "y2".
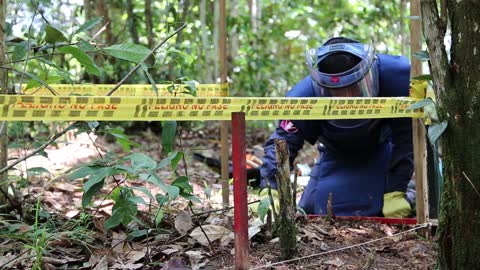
[
  {"x1": 126, "y1": 0, "x2": 140, "y2": 44},
  {"x1": 421, "y1": 0, "x2": 480, "y2": 268}
]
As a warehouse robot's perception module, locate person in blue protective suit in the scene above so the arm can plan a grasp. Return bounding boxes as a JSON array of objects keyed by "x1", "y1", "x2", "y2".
[{"x1": 260, "y1": 37, "x2": 414, "y2": 217}]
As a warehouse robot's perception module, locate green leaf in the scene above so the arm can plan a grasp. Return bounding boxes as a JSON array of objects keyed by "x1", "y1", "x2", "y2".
[
  {"x1": 107, "y1": 128, "x2": 139, "y2": 151},
  {"x1": 130, "y1": 186, "x2": 154, "y2": 199},
  {"x1": 161, "y1": 121, "x2": 177, "y2": 154},
  {"x1": 45, "y1": 25, "x2": 68, "y2": 44},
  {"x1": 74, "y1": 17, "x2": 103, "y2": 35},
  {"x1": 128, "y1": 229, "x2": 149, "y2": 240},
  {"x1": 12, "y1": 41, "x2": 29, "y2": 62},
  {"x1": 83, "y1": 167, "x2": 114, "y2": 193},
  {"x1": 103, "y1": 43, "x2": 152, "y2": 63},
  {"x1": 155, "y1": 194, "x2": 169, "y2": 206},
  {"x1": 59, "y1": 45, "x2": 100, "y2": 76},
  {"x1": 105, "y1": 191, "x2": 138, "y2": 229},
  {"x1": 125, "y1": 153, "x2": 157, "y2": 171},
  {"x1": 171, "y1": 152, "x2": 183, "y2": 170},
  {"x1": 26, "y1": 167, "x2": 50, "y2": 175},
  {"x1": 172, "y1": 176, "x2": 193, "y2": 193},
  {"x1": 156, "y1": 151, "x2": 179, "y2": 170},
  {"x1": 180, "y1": 193, "x2": 202, "y2": 204},
  {"x1": 412, "y1": 74, "x2": 433, "y2": 81},
  {"x1": 82, "y1": 180, "x2": 104, "y2": 207},
  {"x1": 413, "y1": 50, "x2": 430, "y2": 62},
  {"x1": 19, "y1": 71, "x2": 52, "y2": 90},
  {"x1": 258, "y1": 197, "x2": 271, "y2": 223},
  {"x1": 406, "y1": 98, "x2": 434, "y2": 110},
  {"x1": 428, "y1": 120, "x2": 448, "y2": 145},
  {"x1": 155, "y1": 209, "x2": 164, "y2": 226},
  {"x1": 128, "y1": 196, "x2": 148, "y2": 205},
  {"x1": 141, "y1": 63, "x2": 158, "y2": 96},
  {"x1": 70, "y1": 165, "x2": 103, "y2": 180},
  {"x1": 167, "y1": 185, "x2": 180, "y2": 199}
]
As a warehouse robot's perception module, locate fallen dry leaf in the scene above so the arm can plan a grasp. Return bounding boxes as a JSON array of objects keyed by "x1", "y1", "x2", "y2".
[
  {"x1": 174, "y1": 210, "x2": 193, "y2": 235},
  {"x1": 190, "y1": 224, "x2": 231, "y2": 246}
]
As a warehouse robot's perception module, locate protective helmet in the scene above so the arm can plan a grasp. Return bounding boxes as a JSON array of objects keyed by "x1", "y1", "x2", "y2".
[{"x1": 305, "y1": 37, "x2": 379, "y2": 128}]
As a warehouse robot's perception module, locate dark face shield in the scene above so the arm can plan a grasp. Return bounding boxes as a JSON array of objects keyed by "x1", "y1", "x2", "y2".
[
  {"x1": 306, "y1": 42, "x2": 379, "y2": 97},
  {"x1": 305, "y1": 41, "x2": 379, "y2": 128}
]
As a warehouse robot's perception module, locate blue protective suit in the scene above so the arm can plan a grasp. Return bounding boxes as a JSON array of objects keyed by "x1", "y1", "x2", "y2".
[{"x1": 260, "y1": 54, "x2": 413, "y2": 216}]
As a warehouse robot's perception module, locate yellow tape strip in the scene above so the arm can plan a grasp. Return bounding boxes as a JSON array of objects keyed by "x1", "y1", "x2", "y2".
[
  {"x1": 22, "y1": 83, "x2": 230, "y2": 97},
  {"x1": 0, "y1": 95, "x2": 422, "y2": 121}
]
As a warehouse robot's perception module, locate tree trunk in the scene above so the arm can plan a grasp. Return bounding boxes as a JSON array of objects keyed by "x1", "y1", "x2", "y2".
[
  {"x1": 95, "y1": 0, "x2": 114, "y2": 45},
  {"x1": 0, "y1": 0, "x2": 7, "y2": 208},
  {"x1": 144, "y1": 0, "x2": 154, "y2": 49},
  {"x1": 126, "y1": 0, "x2": 140, "y2": 44},
  {"x1": 421, "y1": 0, "x2": 480, "y2": 268},
  {"x1": 274, "y1": 139, "x2": 297, "y2": 260}
]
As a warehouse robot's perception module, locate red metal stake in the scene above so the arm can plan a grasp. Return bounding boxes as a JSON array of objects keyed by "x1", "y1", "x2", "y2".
[{"x1": 232, "y1": 112, "x2": 249, "y2": 270}]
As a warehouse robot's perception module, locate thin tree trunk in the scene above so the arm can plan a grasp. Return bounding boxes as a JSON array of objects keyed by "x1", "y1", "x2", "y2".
[
  {"x1": 0, "y1": 0, "x2": 7, "y2": 208},
  {"x1": 421, "y1": 0, "x2": 480, "y2": 268},
  {"x1": 200, "y1": 0, "x2": 212, "y2": 82},
  {"x1": 228, "y1": 0, "x2": 239, "y2": 62},
  {"x1": 274, "y1": 139, "x2": 297, "y2": 260},
  {"x1": 95, "y1": 0, "x2": 113, "y2": 45},
  {"x1": 144, "y1": 0, "x2": 154, "y2": 48},
  {"x1": 126, "y1": 0, "x2": 140, "y2": 44}
]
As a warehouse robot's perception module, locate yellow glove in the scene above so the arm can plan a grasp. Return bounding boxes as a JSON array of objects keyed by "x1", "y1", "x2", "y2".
[{"x1": 382, "y1": 191, "x2": 412, "y2": 218}]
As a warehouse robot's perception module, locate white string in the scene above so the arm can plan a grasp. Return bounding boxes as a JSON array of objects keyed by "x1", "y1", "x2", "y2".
[{"x1": 250, "y1": 222, "x2": 431, "y2": 270}]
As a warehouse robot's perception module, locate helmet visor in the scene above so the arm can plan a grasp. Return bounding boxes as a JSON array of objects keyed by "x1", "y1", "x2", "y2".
[{"x1": 306, "y1": 42, "x2": 379, "y2": 98}]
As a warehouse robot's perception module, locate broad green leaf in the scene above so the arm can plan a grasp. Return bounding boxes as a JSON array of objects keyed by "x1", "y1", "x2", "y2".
[
  {"x1": 70, "y1": 165, "x2": 103, "y2": 180},
  {"x1": 107, "y1": 128, "x2": 139, "y2": 151},
  {"x1": 25, "y1": 75, "x2": 64, "y2": 89},
  {"x1": 105, "y1": 192, "x2": 138, "y2": 229},
  {"x1": 74, "y1": 17, "x2": 103, "y2": 35},
  {"x1": 406, "y1": 98, "x2": 434, "y2": 110},
  {"x1": 130, "y1": 186, "x2": 153, "y2": 198},
  {"x1": 161, "y1": 121, "x2": 177, "y2": 154},
  {"x1": 82, "y1": 180, "x2": 104, "y2": 207},
  {"x1": 172, "y1": 176, "x2": 193, "y2": 193},
  {"x1": 104, "y1": 43, "x2": 152, "y2": 63},
  {"x1": 167, "y1": 185, "x2": 180, "y2": 199},
  {"x1": 128, "y1": 196, "x2": 148, "y2": 205},
  {"x1": 413, "y1": 50, "x2": 430, "y2": 62},
  {"x1": 171, "y1": 151, "x2": 183, "y2": 170},
  {"x1": 155, "y1": 194, "x2": 169, "y2": 206},
  {"x1": 45, "y1": 25, "x2": 68, "y2": 44},
  {"x1": 12, "y1": 41, "x2": 29, "y2": 62},
  {"x1": 19, "y1": 71, "x2": 51, "y2": 90},
  {"x1": 128, "y1": 229, "x2": 149, "y2": 240},
  {"x1": 82, "y1": 167, "x2": 114, "y2": 193},
  {"x1": 180, "y1": 193, "x2": 202, "y2": 204},
  {"x1": 258, "y1": 197, "x2": 271, "y2": 223},
  {"x1": 412, "y1": 74, "x2": 433, "y2": 81},
  {"x1": 125, "y1": 153, "x2": 157, "y2": 171},
  {"x1": 59, "y1": 45, "x2": 100, "y2": 76},
  {"x1": 156, "y1": 151, "x2": 179, "y2": 170},
  {"x1": 142, "y1": 173, "x2": 169, "y2": 193},
  {"x1": 428, "y1": 120, "x2": 448, "y2": 145}
]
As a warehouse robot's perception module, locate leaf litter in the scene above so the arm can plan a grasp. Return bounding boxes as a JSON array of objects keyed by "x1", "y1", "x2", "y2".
[{"x1": 0, "y1": 122, "x2": 437, "y2": 269}]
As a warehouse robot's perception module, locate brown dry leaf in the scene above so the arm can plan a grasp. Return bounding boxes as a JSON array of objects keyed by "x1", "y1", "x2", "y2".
[
  {"x1": 92, "y1": 255, "x2": 108, "y2": 270},
  {"x1": 126, "y1": 250, "x2": 146, "y2": 263},
  {"x1": 112, "y1": 231, "x2": 129, "y2": 254},
  {"x1": 65, "y1": 209, "x2": 80, "y2": 219},
  {"x1": 161, "y1": 258, "x2": 190, "y2": 270},
  {"x1": 53, "y1": 182, "x2": 77, "y2": 192},
  {"x1": 174, "y1": 210, "x2": 193, "y2": 235},
  {"x1": 185, "y1": 250, "x2": 206, "y2": 270},
  {"x1": 347, "y1": 228, "x2": 369, "y2": 235},
  {"x1": 190, "y1": 224, "x2": 231, "y2": 246},
  {"x1": 111, "y1": 262, "x2": 143, "y2": 269},
  {"x1": 324, "y1": 257, "x2": 345, "y2": 267}
]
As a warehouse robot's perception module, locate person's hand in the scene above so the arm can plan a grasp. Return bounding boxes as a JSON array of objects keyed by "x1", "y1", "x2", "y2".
[{"x1": 382, "y1": 191, "x2": 412, "y2": 218}]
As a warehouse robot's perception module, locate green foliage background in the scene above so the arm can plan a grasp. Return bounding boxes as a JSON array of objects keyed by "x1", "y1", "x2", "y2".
[{"x1": 6, "y1": 0, "x2": 409, "y2": 97}]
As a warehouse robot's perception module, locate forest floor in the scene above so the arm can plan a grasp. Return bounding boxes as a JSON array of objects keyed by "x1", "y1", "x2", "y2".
[{"x1": 0, "y1": 121, "x2": 437, "y2": 270}]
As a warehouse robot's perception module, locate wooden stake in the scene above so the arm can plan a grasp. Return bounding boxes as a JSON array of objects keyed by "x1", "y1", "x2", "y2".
[{"x1": 410, "y1": 0, "x2": 430, "y2": 238}]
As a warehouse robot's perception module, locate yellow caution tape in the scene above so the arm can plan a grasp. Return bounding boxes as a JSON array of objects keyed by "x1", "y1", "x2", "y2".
[
  {"x1": 0, "y1": 95, "x2": 422, "y2": 121},
  {"x1": 22, "y1": 83, "x2": 230, "y2": 97}
]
